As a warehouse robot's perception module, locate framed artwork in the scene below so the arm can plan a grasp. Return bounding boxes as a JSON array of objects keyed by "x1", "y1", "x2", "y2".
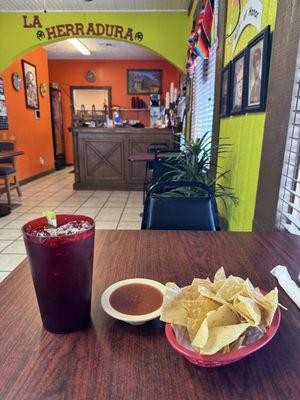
[
  {"x1": 127, "y1": 69, "x2": 162, "y2": 94},
  {"x1": 244, "y1": 25, "x2": 271, "y2": 112},
  {"x1": 0, "y1": 77, "x2": 9, "y2": 130},
  {"x1": 22, "y1": 60, "x2": 39, "y2": 109},
  {"x1": 220, "y1": 62, "x2": 231, "y2": 117},
  {"x1": 230, "y1": 50, "x2": 246, "y2": 115}
]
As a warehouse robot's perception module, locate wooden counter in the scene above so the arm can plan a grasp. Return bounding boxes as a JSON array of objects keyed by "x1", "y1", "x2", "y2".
[{"x1": 72, "y1": 127, "x2": 175, "y2": 190}]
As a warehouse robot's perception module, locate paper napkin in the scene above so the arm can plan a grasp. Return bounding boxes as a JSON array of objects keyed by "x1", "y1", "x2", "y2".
[{"x1": 270, "y1": 265, "x2": 300, "y2": 309}]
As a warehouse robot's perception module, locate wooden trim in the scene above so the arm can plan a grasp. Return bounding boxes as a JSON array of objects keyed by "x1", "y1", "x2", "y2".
[
  {"x1": 0, "y1": 168, "x2": 56, "y2": 194},
  {"x1": 187, "y1": 0, "x2": 194, "y2": 16},
  {"x1": 211, "y1": 0, "x2": 227, "y2": 177},
  {"x1": 253, "y1": 0, "x2": 300, "y2": 231},
  {"x1": 19, "y1": 169, "x2": 56, "y2": 186}
]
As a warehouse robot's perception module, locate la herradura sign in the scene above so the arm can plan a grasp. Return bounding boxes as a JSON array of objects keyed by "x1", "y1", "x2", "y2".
[{"x1": 23, "y1": 15, "x2": 144, "y2": 42}]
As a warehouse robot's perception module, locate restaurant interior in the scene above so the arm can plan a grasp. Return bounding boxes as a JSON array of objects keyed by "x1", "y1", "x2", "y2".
[{"x1": 0, "y1": 1, "x2": 299, "y2": 399}]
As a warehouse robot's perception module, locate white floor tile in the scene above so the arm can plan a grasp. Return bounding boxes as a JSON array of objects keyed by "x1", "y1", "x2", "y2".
[
  {"x1": 0, "y1": 271, "x2": 10, "y2": 283},
  {"x1": 98, "y1": 207, "x2": 123, "y2": 214},
  {"x1": 2, "y1": 241, "x2": 26, "y2": 254},
  {"x1": 95, "y1": 221, "x2": 118, "y2": 229},
  {"x1": 0, "y1": 230, "x2": 23, "y2": 240},
  {"x1": 117, "y1": 221, "x2": 141, "y2": 230},
  {"x1": 0, "y1": 240, "x2": 13, "y2": 251},
  {"x1": 54, "y1": 206, "x2": 79, "y2": 213},
  {"x1": 96, "y1": 214, "x2": 121, "y2": 222},
  {"x1": 120, "y1": 214, "x2": 142, "y2": 222},
  {"x1": 2, "y1": 219, "x2": 27, "y2": 230},
  {"x1": 75, "y1": 208, "x2": 100, "y2": 218},
  {"x1": 0, "y1": 254, "x2": 26, "y2": 271}
]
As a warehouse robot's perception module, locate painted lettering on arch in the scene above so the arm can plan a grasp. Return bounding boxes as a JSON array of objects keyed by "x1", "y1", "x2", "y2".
[{"x1": 22, "y1": 16, "x2": 139, "y2": 43}]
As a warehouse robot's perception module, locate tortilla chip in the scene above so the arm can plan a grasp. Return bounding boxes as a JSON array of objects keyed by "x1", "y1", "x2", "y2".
[
  {"x1": 192, "y1": 319, "x2": 209, "y2": 348},
  {"x1": 233, "y1": 295, "x2": 261, "y2": 326},
  {"x1": 230, "y1": 335, "x2": 245, "y2": 351},
  {"x1": 216, "y1": 275, "x2": 244, "y2": 301},
  {"x1": 160, "y1": 283, "x2": 200, "y2": 326},
  {"x1": 198, "y1": 323, "x2": 249, "y2": 355},
  {"x1": 187, "y1": 317, "x2": 204, "y2": 342},
  {"x1": 214, "y1": 267, "x2": 226, "y2": 282},
  {"x1": 192, "y1": 278, "x2": 216, "y2": 292},
  {"x1": 185, "y1": 298, "x2": 220, "y2": 341},
  {"x1": 241, "y1": 280, "x2": 278, "y2": 326},
  {"x1": 192, "y1": 304, "x2": 239, "y2": 348},
  {"x1": 198, "y1": 285, "x2": 228, "y2": 306}
]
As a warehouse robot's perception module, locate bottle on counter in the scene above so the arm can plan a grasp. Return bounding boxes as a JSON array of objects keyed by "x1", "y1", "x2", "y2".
[{"x1": 131, "y1": 96, "x2": 136, "y2": 109}]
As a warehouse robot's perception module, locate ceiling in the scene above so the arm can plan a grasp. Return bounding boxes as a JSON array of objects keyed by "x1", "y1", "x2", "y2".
[
  {"x1": 45, "y1": 38, "x2": 163, "y2": 60},
  {"x1": 0, "y1": 0, "x2": 191, "y2": 12}
]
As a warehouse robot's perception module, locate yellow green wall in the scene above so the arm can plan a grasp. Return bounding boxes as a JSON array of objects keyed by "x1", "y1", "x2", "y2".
[
  {"x1": 217, "y1": 0, "x2": 278, "y2": 231},
  {"x1": 0, "y1": 12, "x2": 191, "y2": 73}
]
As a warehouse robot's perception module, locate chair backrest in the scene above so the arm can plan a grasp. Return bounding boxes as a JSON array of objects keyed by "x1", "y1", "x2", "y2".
[
  {"x1": 141, "y1": 181, "x2": 220, "y2": 231},
  {"x1": 0, "y1": 141, "x2": 15, "y2": 165},
  {"x1": 146, "y1": 142, "x2": 169, "y2": 171},
  {"x1": 151, "y1": 151, "x2": 182, "y2": 185}
]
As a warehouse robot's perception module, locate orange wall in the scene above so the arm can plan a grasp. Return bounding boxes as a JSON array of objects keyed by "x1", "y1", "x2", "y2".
[
  {"x1": 0, "y1": 48, "x2": 54, "y2": 181},
  {"x1": 48, "y1": 59, "x2": 180, "y2": 164}
]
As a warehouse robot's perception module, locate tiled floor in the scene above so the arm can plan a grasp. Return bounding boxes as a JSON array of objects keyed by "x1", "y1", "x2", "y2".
[{"x1": 0, "y1": 167, "x2": 143, "y2": 282}]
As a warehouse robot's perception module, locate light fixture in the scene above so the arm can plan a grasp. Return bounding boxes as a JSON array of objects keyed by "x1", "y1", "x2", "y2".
[{"x1": 67, "y1": 38, "x2": 91, "y2": 56}]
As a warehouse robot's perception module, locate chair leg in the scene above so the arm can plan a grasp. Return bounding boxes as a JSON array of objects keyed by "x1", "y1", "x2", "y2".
[
  {"x1": 5, "y1": 176, "x2": 12, "y2": 206},
  {"x1": 14, "y1": 175, "x2": 22, "y2": 197}
]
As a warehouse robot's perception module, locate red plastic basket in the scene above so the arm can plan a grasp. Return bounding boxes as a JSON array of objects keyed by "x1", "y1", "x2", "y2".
[{"x1": 165, "y1": 306, "x2": 281, "y2": 368}]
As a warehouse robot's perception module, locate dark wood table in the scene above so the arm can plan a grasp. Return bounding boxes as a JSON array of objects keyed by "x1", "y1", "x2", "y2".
[
  {"x1": 0, "y1": 231, "x2": 299, "y2": 400},
  {"x1": 0, "y1": 150, "x2": 24, "y2": 217},
  {"x1": 128, "y1": 152, "x2": 155, "y2": 162}
]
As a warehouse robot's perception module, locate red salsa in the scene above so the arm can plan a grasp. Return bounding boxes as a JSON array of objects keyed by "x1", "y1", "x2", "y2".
[{"x1": 109, "y1": 283, "x2": 163, "y2": 315}]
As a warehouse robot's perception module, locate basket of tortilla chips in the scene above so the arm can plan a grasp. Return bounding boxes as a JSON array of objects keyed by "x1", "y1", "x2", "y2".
[{"x1": 161, "y1": 268, "x2": 281, "y2": 367}]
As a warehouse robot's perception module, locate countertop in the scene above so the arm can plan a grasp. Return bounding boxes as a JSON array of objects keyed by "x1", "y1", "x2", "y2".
[{"x1": 71, "y1": 127, "x2": 174, "y2": 134}]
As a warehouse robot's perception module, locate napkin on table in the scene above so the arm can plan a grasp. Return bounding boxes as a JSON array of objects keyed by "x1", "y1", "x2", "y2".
[{"x1": 270, "y1": 265, "x2": 300, "y2": 309}]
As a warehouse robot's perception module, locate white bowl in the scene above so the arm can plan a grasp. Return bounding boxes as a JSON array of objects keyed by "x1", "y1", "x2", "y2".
[{"x1": 101, "y1": 278, "x2": 166, "y2": 325}]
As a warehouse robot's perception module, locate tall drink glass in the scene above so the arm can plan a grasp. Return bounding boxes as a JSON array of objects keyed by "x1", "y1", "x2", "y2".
[{"x1": 22, "y1": 214, "x2": 95, "y2": 333}]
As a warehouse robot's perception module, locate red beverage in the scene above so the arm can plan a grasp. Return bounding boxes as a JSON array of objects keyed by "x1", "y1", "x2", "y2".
[{"x1": 22, "y1": 215, "x2": 95, "y2": 333}]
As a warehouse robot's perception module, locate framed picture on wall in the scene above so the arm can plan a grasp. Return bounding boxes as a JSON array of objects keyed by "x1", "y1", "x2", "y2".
[
  {"x1": 0, "y1": 77, "x2": 9, "y2": 130},
  {"x1": 127, "y1": 69, "x2": 162, "y2": 94},
  {"x1": 230, "y1": 50, "x2": 246, "y2": 115},
  {"x1": 22, "y1": 60, "x2": 39, "y2": 109},
  {"x1": 220, "y1": 62, "x2": 231, "y2": 117},
  {"x1": 244, "y1": 26, "x2": 271, "y2": 112}
]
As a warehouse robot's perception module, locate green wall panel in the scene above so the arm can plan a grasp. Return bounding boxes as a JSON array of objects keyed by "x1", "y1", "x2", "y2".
[
  {"x1": 217, "y1": 0, "x2": 278, "y2": 231},
  {"x1": 0, "y1": 12, "x2": 191, "y2": 73}
]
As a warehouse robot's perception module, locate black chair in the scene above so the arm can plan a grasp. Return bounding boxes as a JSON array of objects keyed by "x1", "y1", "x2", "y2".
[
  {"x1": 0, "y1": 141, "x2": 21, "y2": 205},
  {"x1": 143, "y1": 142, "x2": 170, "y2": 203},
  {"x1": 141, "y1": 181, "x2": 220, "y2": 231}
]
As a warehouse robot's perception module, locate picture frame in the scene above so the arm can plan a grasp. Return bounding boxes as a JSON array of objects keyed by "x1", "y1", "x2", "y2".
[
  {"x1": 230, "y1": 50, "x2": 246, "y2": 115},
  {"x1": 127, "y1": 69, "x2": 162, "y2": 95},
  {"x1": 244, "y1": 25, "x2": 271, "y2": 113},
  {"x1": 0, "y1": 77, "x2": 9, "y2": 130},
  {"x1": 22, "y1": 60, "x2": 39, "y2": 109},
  {"x1": 219, "y1": 62, "x2": 232, "y2": 117}
]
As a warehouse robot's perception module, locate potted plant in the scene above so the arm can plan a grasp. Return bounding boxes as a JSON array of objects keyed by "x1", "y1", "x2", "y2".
[{"x1": 162, "y1": 132, "x2": 238, "y2": 229}]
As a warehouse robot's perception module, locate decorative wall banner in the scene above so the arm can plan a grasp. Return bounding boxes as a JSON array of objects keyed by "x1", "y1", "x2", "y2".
[
  {"x1": 0, "y1": 78, "x2": 9, "y2": 130},
  {"x1": 232, "y1": 0, "x2": 262, "y2": 53}
]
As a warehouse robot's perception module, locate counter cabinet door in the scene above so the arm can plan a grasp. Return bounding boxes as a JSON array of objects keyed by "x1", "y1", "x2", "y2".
[{"x1": 78, "y1": 136, "x2": 126, "y2": 185}]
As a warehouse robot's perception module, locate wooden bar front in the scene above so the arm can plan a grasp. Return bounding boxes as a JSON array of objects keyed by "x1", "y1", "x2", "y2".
[{"x1": 72, "y1": 128, "x2": 175, "y2": 190}]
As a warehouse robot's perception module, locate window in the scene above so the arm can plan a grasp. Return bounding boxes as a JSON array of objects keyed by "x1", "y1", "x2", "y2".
[
  {"x1": 191, "y1": 44, "x2": 217, "y2": 141},
  {"x1": 276, "y1": 39, "x2": 300, "y2": 235}
]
